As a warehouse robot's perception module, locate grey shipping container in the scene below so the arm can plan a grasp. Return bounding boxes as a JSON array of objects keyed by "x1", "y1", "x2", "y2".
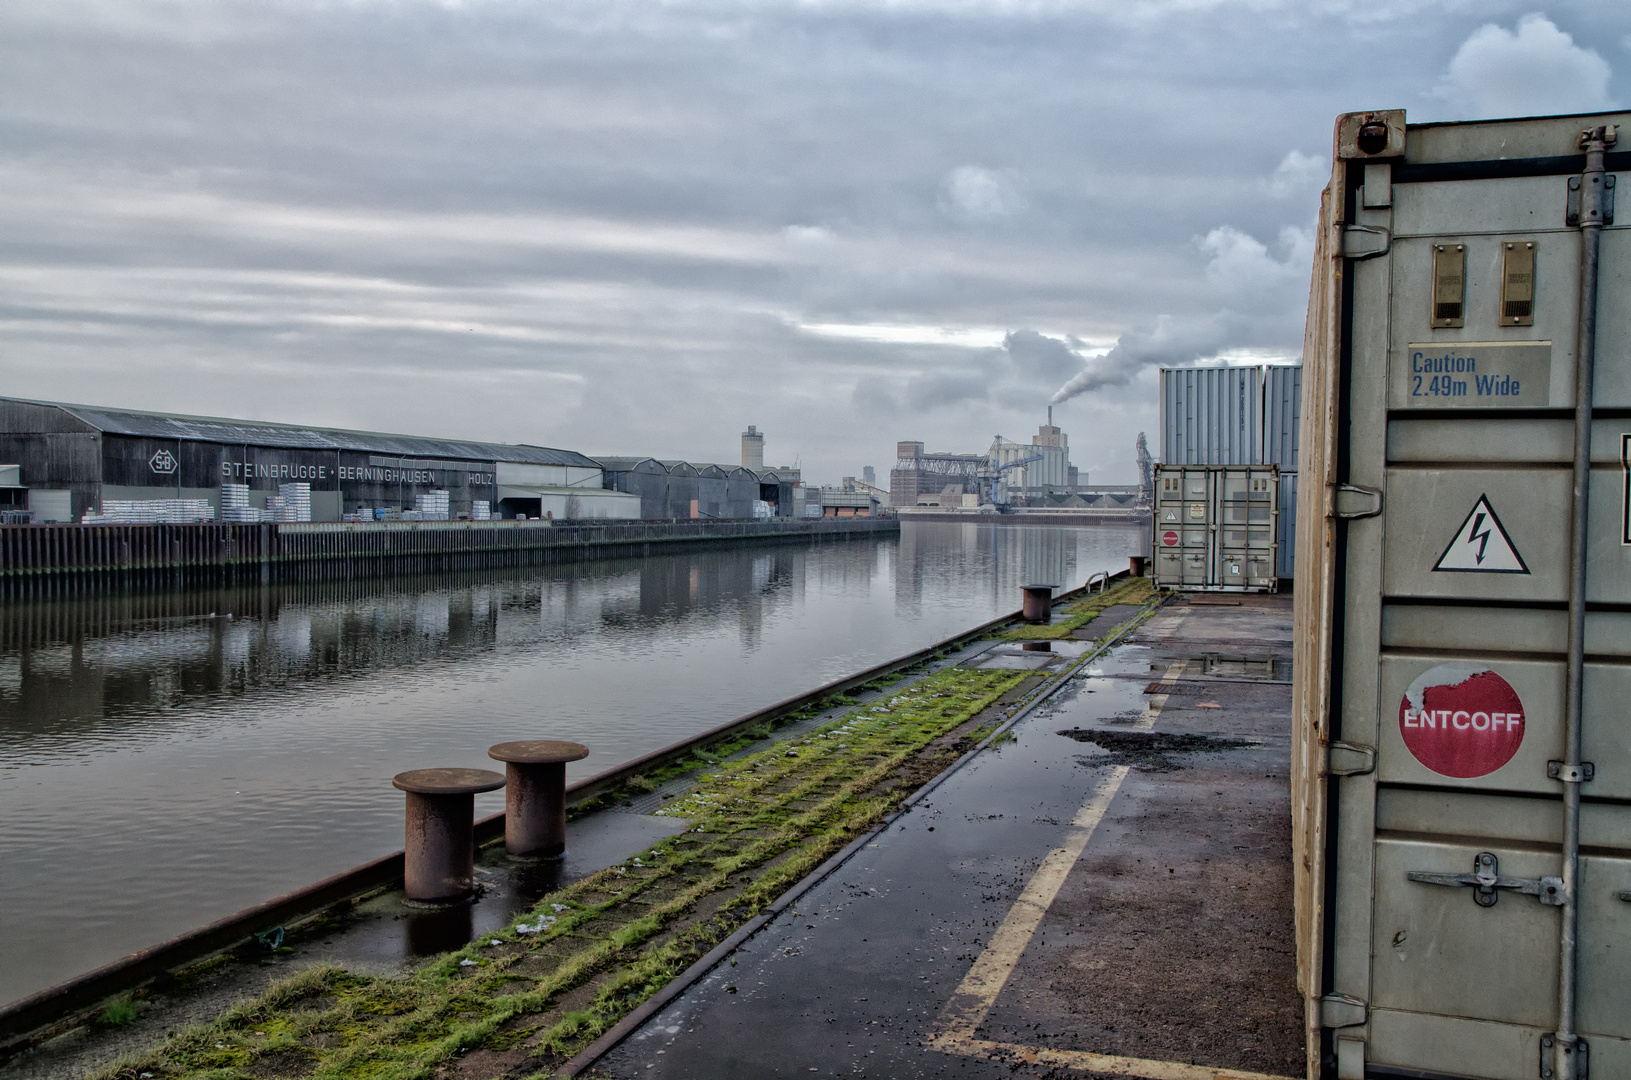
[
  {"x1": 1160, "y1": 363, "x2": 1301, "y2": 579},
  {"x1": 1293, "y1": 109, "x2": 1631, "y2": 1080},
  {"x1": 1152, "y1": 463, "x2": 1278, "y2": 592},
  {"x1": 1158, "y1": 365, "x2": 1261, "y2": 465},
  {"x1": 1265, "y1": 364, "x2": 1301, "y2": 578}
]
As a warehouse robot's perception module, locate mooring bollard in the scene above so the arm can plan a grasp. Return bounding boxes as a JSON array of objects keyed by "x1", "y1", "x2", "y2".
[
  {"x1": 487, "y1": 740, "x2": 590, "y2": 859},
  {"x1": 1021, "y1": 585, "x2": 1053, "y2": 624},
  {"x1": 392, "y1": 768, "x2": 506, "y2": 904},
  {"x1": 1129, "y1": 554, "x2": 1148, "y2": 577}
]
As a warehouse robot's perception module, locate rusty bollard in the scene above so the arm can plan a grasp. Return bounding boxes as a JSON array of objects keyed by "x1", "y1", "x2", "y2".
[
  {"x1": 1021, "y1": 585, "x2": 1053, "y2": 624},
  {"x1": 488, "y1": 740, "x2": 590, "y2": 859},
  {"x1": 392, "y1": 768, "x2": 506, "y2": 904},
  {"x1": 1129, "y1": 555, "x2": 1148, "y2": 577}
]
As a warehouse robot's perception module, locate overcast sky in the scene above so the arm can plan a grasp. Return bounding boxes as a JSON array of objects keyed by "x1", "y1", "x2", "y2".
[{"x1": 2, "y1": 1, "x2": 1627, "y2": 484}]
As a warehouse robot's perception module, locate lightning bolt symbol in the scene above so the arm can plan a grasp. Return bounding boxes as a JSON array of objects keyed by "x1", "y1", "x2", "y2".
[{"x1": 1469, "y1": 511, "x2": 1491, "y2": 565}]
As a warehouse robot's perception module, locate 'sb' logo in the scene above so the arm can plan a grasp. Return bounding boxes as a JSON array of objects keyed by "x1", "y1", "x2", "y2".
[{"x1": 149, "y1": 449, "x2": 178, "y2": 475}]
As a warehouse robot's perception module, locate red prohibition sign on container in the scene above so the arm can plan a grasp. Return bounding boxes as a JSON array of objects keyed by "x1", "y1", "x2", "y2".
[
  {"x1": 1161, "y1": 531, "x2": 1179, "y2": 546},
  {"x1": 1398, "y1": 663, "x2": 1525, "y2": 778}
]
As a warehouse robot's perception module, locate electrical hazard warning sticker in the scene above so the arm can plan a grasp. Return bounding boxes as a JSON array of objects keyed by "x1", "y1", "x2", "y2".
[
  {"x1": 1160, "y1": 506, "x2": 1180, "y2": 524},
  {"x1": 1432, "y1": 495, "x2": 1528, "y2": 574},
  {"x1": 1399, "y1": 663, "x2": 1525, "y2": 778}
]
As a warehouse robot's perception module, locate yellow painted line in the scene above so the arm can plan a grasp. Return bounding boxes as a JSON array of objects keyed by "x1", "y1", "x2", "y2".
[
  {"x1": 930, "y1": 763, "x2": 1130, "y2": 1037},
  {"x1": 927, "y1": 660, "x2": 1295, "y2": 1080},
  {"x1": 1140, "y1": 657, "x2": 1188, "y2": 726},
  {"x1": 946, "y1": 1037, "x2": 1297, "y2": 1080}
]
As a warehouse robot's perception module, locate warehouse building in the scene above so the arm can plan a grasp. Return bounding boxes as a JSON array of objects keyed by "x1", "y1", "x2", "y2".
[
  {"x1": 0, "y1": 397, "x2": 639, "y2": 523},
  {"x1": 596, "y1": 457, "x2": 796, "y2": 520}
]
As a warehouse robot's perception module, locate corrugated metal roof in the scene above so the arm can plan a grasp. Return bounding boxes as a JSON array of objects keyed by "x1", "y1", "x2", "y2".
[{"x1": 3, "y1": 397, "x2": 599, "y2": 467}]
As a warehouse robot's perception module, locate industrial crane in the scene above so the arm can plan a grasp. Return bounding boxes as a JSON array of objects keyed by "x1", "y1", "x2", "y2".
[{"x1": 979, "y1": 452, "x2": 1044, "y2": 506}]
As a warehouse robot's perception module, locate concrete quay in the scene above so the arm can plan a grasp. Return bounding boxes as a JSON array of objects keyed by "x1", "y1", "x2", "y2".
[{"x1": 590, "y1": 595, "x2": 1300, "y2": 1080}]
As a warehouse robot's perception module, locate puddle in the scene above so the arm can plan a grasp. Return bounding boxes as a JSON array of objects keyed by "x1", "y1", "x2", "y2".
[
  {"x1": 1057, "y1": 729, "x2": 1253, "y2": 771},
  {"x1": 1151, "y1": 653, "x2": 1290, "y2": 681}
]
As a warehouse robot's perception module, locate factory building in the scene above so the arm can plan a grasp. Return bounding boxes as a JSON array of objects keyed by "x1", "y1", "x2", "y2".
[
  {"x1": 0, "y1": 397, "x2": 639, "y2": 523},
  {"x1": 988, "y1": 428, "x2": 1078, "y2": 503},
  {"x1": 889, "y1": 442, "x2": 985, "y2": 508}
]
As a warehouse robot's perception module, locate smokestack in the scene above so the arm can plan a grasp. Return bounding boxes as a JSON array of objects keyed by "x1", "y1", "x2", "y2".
[{"x1": 1047, "y1": 405, "x2": 1053, "y2": 427}]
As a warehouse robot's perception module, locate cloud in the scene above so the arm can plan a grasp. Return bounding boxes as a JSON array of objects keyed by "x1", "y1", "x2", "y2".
[
  {"x1": 939, "y1": 166, "x2": 1026, "y2": 220},
  {"x1": 1433, "y1": 14, "x2": 1614, "y2": 119},
  {"x1": 6, "y1": 0, "x2": 1624, "y2": 484},
  {"x1": 1199, "y1": 224, "x2": 1313, "y2": 310},
  {"x1": 1266, "y1": 150, "x2": 1327, "y2": 198}
]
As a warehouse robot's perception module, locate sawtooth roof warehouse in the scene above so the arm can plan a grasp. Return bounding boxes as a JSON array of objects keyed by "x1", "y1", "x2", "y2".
[{"x1": 0, "y1": 397, "x2": 640, "y2": 523}]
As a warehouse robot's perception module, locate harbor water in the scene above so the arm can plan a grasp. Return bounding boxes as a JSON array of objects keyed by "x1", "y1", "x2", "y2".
[{"x1": 0, "y1": 521, "x2": 1144, "y2": 1006}]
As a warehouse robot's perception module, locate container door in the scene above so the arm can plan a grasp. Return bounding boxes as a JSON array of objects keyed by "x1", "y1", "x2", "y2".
[
  {"x1": 1154, "y1": 468, "x2": 1184, "y2": 586},
  {"x1": 1182, "y1": 468, "x2": 1214, "y2": 586},
  {"x1": 1307, "y1": 110, "x2": 1631, "y2": 1080}
]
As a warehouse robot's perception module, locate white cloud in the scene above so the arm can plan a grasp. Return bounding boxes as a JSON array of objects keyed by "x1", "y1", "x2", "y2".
[
  {"x1": 798, "y1": 322, "x2": 1010, "y2": 347},
  {"x1": 939, "y1": 166, "x2": 1026, "y2": 220},
  {"x1": 1433, "y1": 14, "x2": 1613, "y2": 119},
  {"x1": 1199, "y1": 225, "x2": 1312, "y2": 305},
  {"x1": 1266, "y1": 150, "x2": 1327, "y2": 198}
]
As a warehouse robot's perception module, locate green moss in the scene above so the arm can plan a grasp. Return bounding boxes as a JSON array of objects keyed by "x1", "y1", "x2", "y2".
[
  {"x1": 1001, "y1": 577, "x2": 1155, "y2": 640},
  {"x1": 98, "y1": 667, "x2": 1027, "y2": 1080},
  {"x1": 97, "y1": 997, "x2": 139, "y2": 1027}
]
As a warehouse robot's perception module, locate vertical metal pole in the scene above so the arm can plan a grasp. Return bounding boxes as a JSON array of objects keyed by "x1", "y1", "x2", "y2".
[{"x1": 1556, "y1": 123, "x2": 1615, "y2": 1080}]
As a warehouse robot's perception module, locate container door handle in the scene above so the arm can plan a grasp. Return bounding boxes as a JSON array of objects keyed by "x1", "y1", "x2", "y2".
[{"x1": 1408, "y1": 852, "x2": 1563, "y2": 908}]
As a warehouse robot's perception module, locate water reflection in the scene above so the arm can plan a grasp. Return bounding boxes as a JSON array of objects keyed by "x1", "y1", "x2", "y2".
[{"x1": 0, "y1": 522, "x2": 1144, "y2": 1006}]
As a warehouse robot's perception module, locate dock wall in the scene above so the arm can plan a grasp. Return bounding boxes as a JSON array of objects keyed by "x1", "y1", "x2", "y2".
[{"x1": 0, "y1": 517, "x2": 899, "y2": 581}]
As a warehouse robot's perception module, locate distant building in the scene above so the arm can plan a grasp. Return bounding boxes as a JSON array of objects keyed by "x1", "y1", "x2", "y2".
[
  {"x1": 741, "y1": 425, "x2": 765, "y2": 469},
  {"x1": 0, "y1": 396, "x2": 634, "y2": 523},
  {"x1": 862, "y1": 465, "x2": 876, "y2": 488},
  {"x1": 988, "y1": 419, "x2": 1080, "y2": 505},
  {"x1": 889, "y1": 441, "x2": 984, "y2": 508}
]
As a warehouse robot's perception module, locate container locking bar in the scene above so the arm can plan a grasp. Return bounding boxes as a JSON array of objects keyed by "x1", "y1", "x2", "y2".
[
  {"x1": 1552, "y1": 123, "x2": 1617, "y2": 1080},
  {"x1": 1408, "y1": 852, "x2": 1564, "y2": 908}
]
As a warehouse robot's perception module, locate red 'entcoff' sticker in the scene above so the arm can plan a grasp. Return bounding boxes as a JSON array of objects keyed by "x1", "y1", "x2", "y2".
[{"x1": 1398, "y1": 663, "x2": 1525, "y2": 778}]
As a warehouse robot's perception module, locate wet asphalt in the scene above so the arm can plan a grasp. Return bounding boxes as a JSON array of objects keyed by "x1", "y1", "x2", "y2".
[{"x1": 595, "y1": 595, "x2": 1301, "y2": 1080}]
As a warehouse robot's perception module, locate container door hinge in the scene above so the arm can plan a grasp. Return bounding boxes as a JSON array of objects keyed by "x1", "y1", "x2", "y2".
[
  {"x1": 1548, "y1": 761, "x2": 1594, "y2": 783},
  {"x1": 1332, "y1": 485, "x2": 1383, "y2": 519},
  {"x1": 1320, "y1": 994, "x2": 1367, "y2": 1029},
  {"x1": 1408, "y1": 852, "x2": 1564, "y2": 908},
  {"x1": 1327, "y1": 742, "x2": 1375, "y2": 776},
  {"x1": 1540, "y1": 1033, "x2": 1588, "y2": 1079},
  {"x1": 1342, "y1": 224, "x2": 1391, "y2": 259}
]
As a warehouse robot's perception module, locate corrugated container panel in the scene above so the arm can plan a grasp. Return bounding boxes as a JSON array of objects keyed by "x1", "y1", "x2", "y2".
[
  {"x1": 1159, "y1": 367, "x2": 1261, "y2": 465},
  {"x1": 1262, "y1": 364, "x2": 1301, "y2": 470},
  {"x1": 1277, "y1": 473, "x2": 1296, "y2": 579}
]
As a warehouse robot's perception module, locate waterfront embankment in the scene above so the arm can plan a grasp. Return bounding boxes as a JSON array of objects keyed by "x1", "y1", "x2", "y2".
[
  {"x1": 0, "y1": 517, "x2": 896, "y2": 582},
  {"x1": 0, "y1": 576, "x2": 1155, "y2": 1080}
]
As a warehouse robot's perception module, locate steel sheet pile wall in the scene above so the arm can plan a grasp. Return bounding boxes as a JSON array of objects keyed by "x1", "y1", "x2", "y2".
[
  {"x1": 1293, "y1": 109, "x2": 1631, "y2": 1080},
  {"x1": 0, "y1": 517, "x2": 898, "y2": 579}
]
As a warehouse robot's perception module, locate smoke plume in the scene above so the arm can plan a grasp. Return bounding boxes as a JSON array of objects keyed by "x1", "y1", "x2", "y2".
[{"x1": 1048, "y1": 315, "x2": 1226, "y2": 405}]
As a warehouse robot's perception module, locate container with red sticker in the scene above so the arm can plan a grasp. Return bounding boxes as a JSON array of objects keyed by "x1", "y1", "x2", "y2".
[{"x1": 1398, "y1": 663, "x2": 1525, "y2": 778}]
